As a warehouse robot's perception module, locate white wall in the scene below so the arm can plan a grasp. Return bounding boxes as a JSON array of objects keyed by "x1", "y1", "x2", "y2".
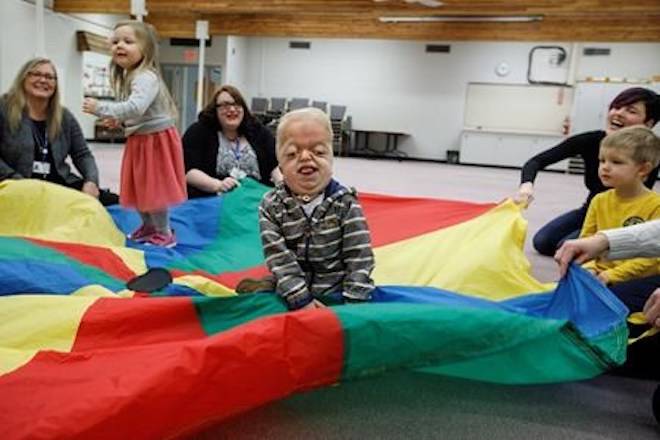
[
  {"x1": 576, "y1": 43, "x2": 660, "y2": 81},
  {"x1": 225, "y1": 36, "x2": 250, "y2": 93},
  {"x1": 0, "y1": 0, "x2": 126, "y2": 138},
  {"x1": 159, "y1": 36, "x2": 227, "y2": 66},
  {"x1": 240, "y1": 37, "x2": 660, "y2": 160},
  {"x1": 0, "y1": 2, "x2": 6, "y2": 89}
]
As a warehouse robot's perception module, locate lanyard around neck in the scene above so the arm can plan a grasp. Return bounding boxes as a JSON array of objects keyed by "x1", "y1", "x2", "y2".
[
  {"x1": 228, "y1": 137, "x2": 242, "y2": 162},
  {"x1": 31, "y1": 120, "x2": 49, "y2": 161}
]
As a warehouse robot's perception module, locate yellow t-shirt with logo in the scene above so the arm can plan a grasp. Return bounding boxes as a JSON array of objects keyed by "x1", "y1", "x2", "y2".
[{"x1": 580, "y1": 189, "x2": 660, "y2": 284}]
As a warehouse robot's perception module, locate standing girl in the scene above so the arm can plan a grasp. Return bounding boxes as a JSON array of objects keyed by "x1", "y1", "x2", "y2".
[{"x1": 83, "y1": 20, "x2": 186, "y2": 247}]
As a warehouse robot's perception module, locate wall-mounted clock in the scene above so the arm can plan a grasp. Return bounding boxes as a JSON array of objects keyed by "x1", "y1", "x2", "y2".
[{"x1": 495, "y1": 61, "x2": 510, "y2": 77}]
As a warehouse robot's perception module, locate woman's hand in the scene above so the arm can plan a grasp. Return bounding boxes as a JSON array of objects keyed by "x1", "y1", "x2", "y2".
[
  {"x1": 554, "y1": 233, "x2": 610, "y2": 277},
  {"x1": 81, "y1": 181, "x2": 100, "y2": 198},
  {"x1": 186, "y1": 169, "x2": 241, "y2": 194},
  {"x1": 513, "y1": 182, "x2": 534, "y2": 207},
  {"x1": 214, "y1": 177, "x2": 240, "y2": 193},
  {"x1": 643, "y1": 289, "x2": 660, "y2": 328},
  {"x1": 82, "y1": 98, "x2": 98, "y2": 115}
]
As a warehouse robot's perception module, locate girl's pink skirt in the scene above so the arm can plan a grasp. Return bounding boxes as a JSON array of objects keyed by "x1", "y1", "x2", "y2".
[{"x1": 119, "y1": 126, "x2": 187, "y2": 212}]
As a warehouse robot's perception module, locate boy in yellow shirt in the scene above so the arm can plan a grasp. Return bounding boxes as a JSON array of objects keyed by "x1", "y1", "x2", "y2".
[{"x1": 580, "y1": 126, "x2": 660, "y2": 285}]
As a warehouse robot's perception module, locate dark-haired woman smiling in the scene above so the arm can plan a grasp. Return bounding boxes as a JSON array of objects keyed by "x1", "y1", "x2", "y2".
[{"x1": 182, "y1": 85, "x2": 281, "y2": 198}]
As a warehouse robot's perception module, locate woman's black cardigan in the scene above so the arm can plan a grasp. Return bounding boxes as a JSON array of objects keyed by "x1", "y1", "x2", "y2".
[{"x1": 182, "y1": 114, "x2": 278, "y2": 198}]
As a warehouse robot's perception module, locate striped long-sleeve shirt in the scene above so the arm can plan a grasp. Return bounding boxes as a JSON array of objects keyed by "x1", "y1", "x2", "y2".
[{"x1": 259, "y1": 179, "x2": 375, "y2": 309}]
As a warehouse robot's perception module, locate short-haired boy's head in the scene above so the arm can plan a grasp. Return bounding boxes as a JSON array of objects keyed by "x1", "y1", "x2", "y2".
[
  {"x1": 601, "y1": 126, "x2": 660, "y2": 169},
  {"x1": 276, "y1": 107, "x2": 334, "y2": 198},
  {"x1": 276, "y1": 107, "x2": 333, "y2": 159}
]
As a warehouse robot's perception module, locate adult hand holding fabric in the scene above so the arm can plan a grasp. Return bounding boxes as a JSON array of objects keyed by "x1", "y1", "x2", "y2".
[
  {"x1": 217, "y1": 177, "x2": 240, "y2": 193},
  {"x1": 513, "y1": 182, "x2": 534, "y2": 208},
  {"x1": 82, "y1": 181, "x2": 100, "y2": 198},
  {"x1": 554, "y1": 233, "x2": 610, "y2": 277},
  {"x1": 643, "y1": 289, "x2": 660, "y2": 328}
]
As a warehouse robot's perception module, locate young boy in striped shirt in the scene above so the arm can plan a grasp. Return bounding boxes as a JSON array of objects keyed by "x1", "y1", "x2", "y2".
[{"x1": 239, "y1": 107, "x2": 375, "y2": 310}]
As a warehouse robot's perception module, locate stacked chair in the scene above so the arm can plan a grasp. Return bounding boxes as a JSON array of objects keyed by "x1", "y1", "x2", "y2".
[{"x1": 249, "y1": 96, "x2": 350, "y2": 154}]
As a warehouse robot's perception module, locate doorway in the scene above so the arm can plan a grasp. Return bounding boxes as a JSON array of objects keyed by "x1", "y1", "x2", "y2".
[{"x1": 162, "y1": 64, "x2": 222, "y2": 132}]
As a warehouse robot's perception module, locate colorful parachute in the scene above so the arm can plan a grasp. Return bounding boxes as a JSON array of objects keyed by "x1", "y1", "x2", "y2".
[{"x1": 0, "y1": 179, "x2": 627, "y2": 440}]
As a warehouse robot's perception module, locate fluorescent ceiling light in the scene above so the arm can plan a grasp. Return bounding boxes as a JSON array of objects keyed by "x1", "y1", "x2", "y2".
[
  {"x1": 379, "y1": 15, "x2": 543, "y2": 23},
  {"x1": 374, "y1": 0, "x2": 444, "y2": 5},
  {"x1": 405, "y1": 0, "x2": 444, "y2": 6}
]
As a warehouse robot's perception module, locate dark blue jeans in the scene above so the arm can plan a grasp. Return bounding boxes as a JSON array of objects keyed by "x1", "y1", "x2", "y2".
[
  {"x1": 610, "y1": 275, "x2": 660, "y2": 381},
  {"x1": 610, "y1": 275, "x2": 660, "y2": 313},
  {"x1": 532, "y1": 205, "x2": 589, "y2": 256}
]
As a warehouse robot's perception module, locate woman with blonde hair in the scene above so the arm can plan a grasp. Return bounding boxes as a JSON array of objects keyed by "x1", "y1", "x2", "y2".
[{"x1": 0, "y1": 57, "x2": 113, "y2": 204}]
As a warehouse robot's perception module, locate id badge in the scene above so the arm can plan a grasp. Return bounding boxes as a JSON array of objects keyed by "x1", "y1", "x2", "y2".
[
  {"x1": 230, "y1": 167, "x2": 247, "y2": 181},
  {"x1": 32, "y1": 161, "x2": 51, "y2": 175}
]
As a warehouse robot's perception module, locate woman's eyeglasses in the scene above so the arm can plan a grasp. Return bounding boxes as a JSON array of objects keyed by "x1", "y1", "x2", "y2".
[
  {"x1": 28, "y1": 71, "x2": 57, "y2": 82},
  {"x1": 216, "y1": 102, "x2": 242, "y2": 112}
]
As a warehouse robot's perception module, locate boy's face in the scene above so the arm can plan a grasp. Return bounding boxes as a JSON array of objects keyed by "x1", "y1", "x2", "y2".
[
  {"x1": 598, "y1": 146, "x2": 650, "y2": 188},
  {"x1": 279, "y1": 119, "x2": 333, "y2": 197}
]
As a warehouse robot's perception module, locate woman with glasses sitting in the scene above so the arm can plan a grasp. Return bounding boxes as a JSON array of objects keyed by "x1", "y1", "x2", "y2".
[
  {"x1": 0, "y1": 57, "x2": 117, "y2": 205},
  {"x1": 182, "y1": 84, "x2": 281, "y2": 198}
]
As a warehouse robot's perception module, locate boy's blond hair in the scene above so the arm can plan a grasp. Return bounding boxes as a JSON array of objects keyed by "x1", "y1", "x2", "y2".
[
  {"x1": 601, "y1": 126, "x2": 660, "y2": 168},
  {"x1": 276, "y1": 107, "x2": 333, "y2": 161}
]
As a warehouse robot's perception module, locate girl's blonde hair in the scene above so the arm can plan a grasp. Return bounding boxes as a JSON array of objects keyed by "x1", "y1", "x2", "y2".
[
  {"x1": 109, "y1": 20, "x2": 178, "y2": 120},
  {"x1": 3, "y1": 57, "x2": 62, "y2": 141}
]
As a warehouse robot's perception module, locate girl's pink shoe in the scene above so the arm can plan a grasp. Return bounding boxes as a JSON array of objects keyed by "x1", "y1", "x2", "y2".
[
  {"x1": 127, "y1": 224, "x2": 156, "y2": 242},
  {"x1": 145, "y1": 231, "x2": 177, "y2": 248}
]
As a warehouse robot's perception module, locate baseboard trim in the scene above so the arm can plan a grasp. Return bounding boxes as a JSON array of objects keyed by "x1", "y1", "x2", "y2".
[{"x1": 342, "y1": 153, "x2": 576, "y2": 175}]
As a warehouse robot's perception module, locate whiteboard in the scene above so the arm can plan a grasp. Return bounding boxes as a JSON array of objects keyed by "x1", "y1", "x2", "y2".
[{"x1": 463, "y1": 83, "x2": 573, "y2": 135}]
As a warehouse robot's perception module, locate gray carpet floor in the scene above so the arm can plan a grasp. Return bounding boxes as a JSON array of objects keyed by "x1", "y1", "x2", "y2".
[{"x1": 201, "y1": 373, "x2": 659, "y2": 440}]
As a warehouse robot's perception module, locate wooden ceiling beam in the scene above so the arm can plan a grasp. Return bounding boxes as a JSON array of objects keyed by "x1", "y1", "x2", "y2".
[
  {"x1": 76, "y1": 30, "x2": 111, "y2": 54},
  {"x1": 54, "y1": 0, "x2": 660, "y2": 16},
  {"x1": 164, "y1": 0, "x2": 660, "y2": 16},
  {"x1": 53, "y1": 0, "x2": 660, "y2": 41},
  {"x1": 54, "y1": 0, "x2": 130, "y2": 14},
  {"x1": 146, "y1": 12, "x2": 660, "y2": 42}
]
